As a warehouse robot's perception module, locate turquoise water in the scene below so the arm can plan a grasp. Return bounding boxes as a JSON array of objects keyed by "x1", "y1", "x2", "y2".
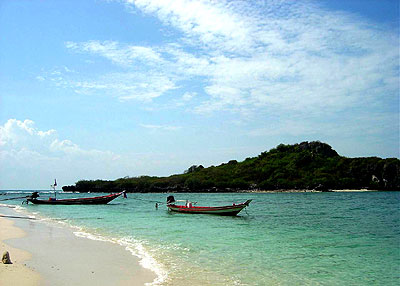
[{"x1": 1, "y1": 191, "x2": 399, "y2": 285}]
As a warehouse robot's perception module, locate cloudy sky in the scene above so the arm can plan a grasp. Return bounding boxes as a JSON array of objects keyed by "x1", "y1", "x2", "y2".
[{"x1": 0, "y1": 0, "x2": 399, "y2": 189}]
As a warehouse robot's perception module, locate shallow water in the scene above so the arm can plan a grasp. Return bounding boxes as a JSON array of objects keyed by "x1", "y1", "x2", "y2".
[{"x1": 1, "y1": 191, "x2": 399, "y2": 285}]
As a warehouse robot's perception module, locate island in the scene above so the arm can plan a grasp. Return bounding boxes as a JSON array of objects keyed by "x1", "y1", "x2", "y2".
[{"x1": 62, "y1": 141, "x2": 400, "y2": 193}]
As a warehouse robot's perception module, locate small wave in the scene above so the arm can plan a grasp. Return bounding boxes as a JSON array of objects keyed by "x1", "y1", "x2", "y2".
[
  {"x1": 2, "y1": 191, "x2": 32, "y2": 194},
  {"x1": 0, "y1": 203, "x2": 18, "y2": 208},
  {"x1": 3, "y1": 204, "x2": 28, "y2": 213},
  {"x1": 1, "y1": 204, "x2": 37, "y2": 221},
  {"x1": 12, "y1": 205, "x2": 37, "y2": 219},
  {"x1": 118, "y1": 236, "x2": 168, "y2": 286},
  {"x1": 3, "y1": 191, "x2": 55, "y2": 194}
]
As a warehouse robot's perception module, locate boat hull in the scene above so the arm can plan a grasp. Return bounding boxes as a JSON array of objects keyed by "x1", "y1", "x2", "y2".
[
  {"x1": 27, "y1": 192, "x2": 122, "y2": 205},
  {"x1": 167, "y1": 200, "x2": 252, "y2": 216}
]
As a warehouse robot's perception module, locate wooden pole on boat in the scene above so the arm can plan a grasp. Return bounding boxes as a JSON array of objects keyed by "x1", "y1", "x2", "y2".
[{"x1": 51, "y1": 179, "x2": 57, "y2": 200}]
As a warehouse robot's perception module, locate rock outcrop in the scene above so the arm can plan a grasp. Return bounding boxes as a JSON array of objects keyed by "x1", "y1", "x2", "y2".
[{"x1": 2, "y1": 251, "x2": 12, "y2": 264}]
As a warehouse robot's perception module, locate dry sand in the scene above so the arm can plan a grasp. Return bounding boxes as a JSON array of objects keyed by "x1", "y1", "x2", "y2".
[
  {"x1": 0, "y1": 215, "x2": 41, "y2": 286},
  {"x1": 0, "y1": 206, "x2": 156, "y2": 286}
]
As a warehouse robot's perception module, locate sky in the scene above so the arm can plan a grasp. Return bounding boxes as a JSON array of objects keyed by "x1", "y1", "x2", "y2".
[{"x1": 0, "y1": 0, "x2": 399, "y2": 189}]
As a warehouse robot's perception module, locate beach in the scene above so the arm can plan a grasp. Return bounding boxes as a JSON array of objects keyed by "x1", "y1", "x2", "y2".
[
  {"x1": 0, "y1": 206, "x2": 156, "y2": 286},
  {"x1": 0, "y1": 214, "x2": 41, "y2": 285}
]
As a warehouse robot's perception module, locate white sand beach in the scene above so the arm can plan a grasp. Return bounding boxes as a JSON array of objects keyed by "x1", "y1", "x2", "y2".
[
  {"x1": 0, "y1": 215, "x2": 41, "y2": 285},
  {"x1": 0, "y1": 206, "x2": 156, "y2": 286}
]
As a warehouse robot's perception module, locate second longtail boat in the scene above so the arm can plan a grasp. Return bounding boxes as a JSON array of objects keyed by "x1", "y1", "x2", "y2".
[{"x1": 166, "y1": 196, "x2": 252, "y2": 216}]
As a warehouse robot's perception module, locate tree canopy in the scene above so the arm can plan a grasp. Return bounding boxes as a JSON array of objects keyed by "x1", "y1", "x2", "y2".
[{"x1": 62, "y1": 141, "x2": 400, "y2": 193}]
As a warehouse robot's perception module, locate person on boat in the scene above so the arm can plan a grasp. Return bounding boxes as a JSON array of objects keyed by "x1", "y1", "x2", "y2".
[{"x1": 24, "y1": 192, "x2": 40, "y2": 204}]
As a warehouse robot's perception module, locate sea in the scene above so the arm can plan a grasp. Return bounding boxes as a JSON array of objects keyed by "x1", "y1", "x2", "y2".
[{"x1": 1, "y1": 190, "x2": 399, "y2": 286}]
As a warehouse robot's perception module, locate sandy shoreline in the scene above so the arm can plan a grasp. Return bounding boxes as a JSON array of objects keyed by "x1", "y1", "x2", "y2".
[
  {"x1": 0, "y1": 215, "x2": 41, "y2": 285},
  {"x1": 0, "y1": 206, "x2": 156, "y2": 286}
]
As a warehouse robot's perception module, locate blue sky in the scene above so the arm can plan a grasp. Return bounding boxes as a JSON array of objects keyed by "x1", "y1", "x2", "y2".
[{"x1": 0, "y1": 0, "x2": 398, "y2": 189}]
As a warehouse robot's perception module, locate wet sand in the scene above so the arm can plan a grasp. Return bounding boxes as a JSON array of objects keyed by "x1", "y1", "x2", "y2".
[{"x1": 0, "y1": 206, "x2": 156, "y2": 286}]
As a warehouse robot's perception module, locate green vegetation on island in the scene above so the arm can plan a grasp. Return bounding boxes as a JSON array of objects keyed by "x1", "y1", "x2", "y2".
[{"x1": 62, "y1": 141, "x2": 400, "y2": 193}]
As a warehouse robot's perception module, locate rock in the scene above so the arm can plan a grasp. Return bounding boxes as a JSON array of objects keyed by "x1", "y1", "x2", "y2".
[
  {"x1": 2, "y1": 251, "x2": 12, "y2": 264},
  {"x1": 298, "y1": 141, "x2": 339, "y2": 157}
]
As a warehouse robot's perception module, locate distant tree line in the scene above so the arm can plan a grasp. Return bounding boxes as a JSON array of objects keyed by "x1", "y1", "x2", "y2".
[{"x1": 62, "y1": 141, "x2": 400, "y2": 193}]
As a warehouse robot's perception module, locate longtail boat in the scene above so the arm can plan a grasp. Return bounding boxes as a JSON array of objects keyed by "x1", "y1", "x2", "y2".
[
  {"x1": 26, "y1": 191, "x2": 124, "y2": 205},
  {"x1": 166, "y1": 196, "x2": 252, "y2": 216}
]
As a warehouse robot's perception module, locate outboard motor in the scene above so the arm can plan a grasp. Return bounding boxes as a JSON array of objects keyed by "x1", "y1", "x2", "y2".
[
  {"x1": 30, "y1": 192, "x2": 40, "y2": 199},
  {"x1": 167, "y1": 195, "x2": 175, "y2": 204}
]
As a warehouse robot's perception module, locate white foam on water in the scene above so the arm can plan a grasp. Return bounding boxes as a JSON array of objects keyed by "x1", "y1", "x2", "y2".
[
  {"x1": 2, "y1": 191, "x2": 55, "y2": 194},
  {"x1": 0, "y1": 203, "x2": 17, "y2": 208},
  {"x1": 13, "y1": 205, "x2": 27, "y2": 212},
  {"x1": 12, "y1": 205, "x2": 37, "y2": 218},
  {"x1": 118, "y1": 236, "x2": 168, "y2": 286}
]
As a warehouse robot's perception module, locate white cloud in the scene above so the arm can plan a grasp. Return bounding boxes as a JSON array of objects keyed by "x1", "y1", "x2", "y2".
[
  {"x1": 38, "y1": 68, "x2": 178, "y2": 102},
  {"x1": 52, "y1": 1, "x2": 399, "y2": 118},
  {"x1": 140, "y1": 124, "x2": 181, "y2": 131},
  {"x1": 0, "y1": 119, "x2": 124, "y2": 188},
  {"x1": 0, "y1": 119, "x2": 118, "y2": 159},
  {"x1": 66, "y1": 40, "x2": 164, "y2": 67},
  {"x1": 182, "y1": 92, "x2": 197, "y2": 101},
  {"x1": 120, "y1": 0, "x2": 398, "y2": 115},
  {"x1": 50, "y1": 139, "x2": 81, "y2": 154},
  {"x1": 0, "y1": 119, "x2": 56, "y2": 148},
  {"x1": 127, "y1": 0, "x2": 253, "y2": 53}
]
